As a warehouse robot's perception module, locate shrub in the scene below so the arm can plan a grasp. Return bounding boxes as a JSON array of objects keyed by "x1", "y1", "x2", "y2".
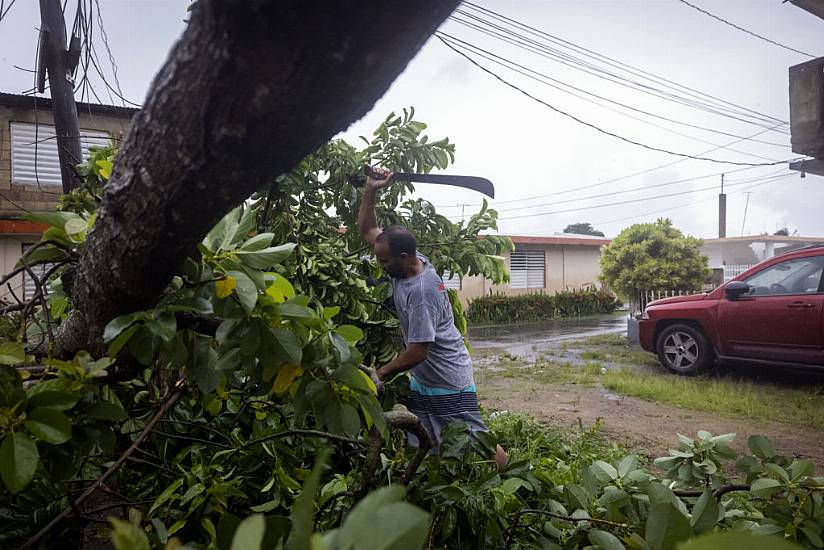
[{"x1": 466, "y1": 288, "x2": 620, "y2": 324}]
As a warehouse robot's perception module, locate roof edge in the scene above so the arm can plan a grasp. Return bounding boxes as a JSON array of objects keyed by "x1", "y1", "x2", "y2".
[{"x1": 0, "y1": 92, "x2": 138, "y2": 118}]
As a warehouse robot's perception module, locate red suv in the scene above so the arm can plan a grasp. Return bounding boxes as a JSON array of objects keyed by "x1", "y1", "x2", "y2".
[{"x1": 639, "y1": 246, "x2": 824, "y2": 374}]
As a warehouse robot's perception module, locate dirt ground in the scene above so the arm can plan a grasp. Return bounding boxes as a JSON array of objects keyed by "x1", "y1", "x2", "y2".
[{"x1": 478, "y1": 374, "x2": 824, "y2": 468}]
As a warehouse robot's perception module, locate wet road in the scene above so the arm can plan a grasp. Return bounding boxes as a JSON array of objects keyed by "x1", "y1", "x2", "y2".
[{"x1": 468, "y1": 313, "x2": 626, "y2": 360}]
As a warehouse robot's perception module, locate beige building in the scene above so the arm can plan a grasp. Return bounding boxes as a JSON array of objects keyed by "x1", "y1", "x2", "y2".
[
  {"x1": 0, "y1": 92, "x2": 136, "y2": 301},
  {"x1": 448, "y1": 234, "x2": 610, "y2": 305}
]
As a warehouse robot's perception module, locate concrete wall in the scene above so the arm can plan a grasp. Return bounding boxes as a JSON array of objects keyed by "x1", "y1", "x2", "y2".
[
  {"x1": 0, "y1": 104, "x2": 132, "y2": 217},
  {"x1": 0, "y1": 235, "x2": 32, "y2": 302},
  {"x1": 455, "y1": 243, "x2": 604, "y2": 306}
]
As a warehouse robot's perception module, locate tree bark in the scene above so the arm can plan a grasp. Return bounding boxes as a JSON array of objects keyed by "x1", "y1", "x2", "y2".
[{"x1": 55, "y1": 0, "x2": 458, "y2": 356}]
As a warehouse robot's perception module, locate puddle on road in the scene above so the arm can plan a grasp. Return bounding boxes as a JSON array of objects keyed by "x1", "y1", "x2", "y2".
[{"x1": 469, "y1": 314, "x2": 627, "y2": 362}]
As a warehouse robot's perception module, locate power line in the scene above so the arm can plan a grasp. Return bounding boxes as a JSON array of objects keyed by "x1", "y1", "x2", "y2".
[
  {"x1": 449, "y1": 11, "x2": 789, "y2": 133},
  {"x1": 593, "y1": 173, "x2": 792, "y2": 227},
  {"x1": 493, "y1": 168, "x2": 789, "y2": 214},
  {"x1": 440, "y1": 32, "x2": 788, "y2": 155},
  {"x1": 676, "y1": 0, "x2": 815, "y2": 58},
  {"x1": 0, "y1": 0, "x2": 18, "y2": 22},
  {"x1": 460, "y1": 2, "x2": 788, "y2": 129},
  {"x1": 437, "y1": 35, "x2": 796, "y2": 168},
  {"x1": 488, "y1": 172, "x2": 795, "y2": 222}
]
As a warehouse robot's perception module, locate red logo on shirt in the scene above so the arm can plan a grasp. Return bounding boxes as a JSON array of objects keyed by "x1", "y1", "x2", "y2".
[{"x1": 437, "y1": 282, "x2": 445, "y2": 291}]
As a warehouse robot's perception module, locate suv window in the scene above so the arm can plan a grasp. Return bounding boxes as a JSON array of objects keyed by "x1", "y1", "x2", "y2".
[{"x1": 743, "y1": 256, "x2": 824, "y2": 296}]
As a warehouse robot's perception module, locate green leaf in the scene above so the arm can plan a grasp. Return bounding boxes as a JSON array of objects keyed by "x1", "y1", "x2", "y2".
[
  {"x1": 103, "y1": 312, "x2": 143, "y2": 343},
  {"x1": 204, "y1": 206, "x2": 238, "y2": 252},
  {"x1": 24, "y1": 407, "x2": 72, "y2": 444},
  {"x1": 273, "y1": 328, "x2": 302, "y2": 364},
  {"x1": 764, "y1": 463, "x2": 790, "y2": 482},
  {"x1": 588, "y1": 529, "x2": 625, "y2": 550},
  {"x1": 645, "y1": 503, "x2": 691, "y2": 550},
  {"x1": 334, "y1": 325, "x2": 364, "y2": 345},
  {"x1": 329, "y1": 332, "x2": 351, "y2": 363},
  {"x1": 0, "y1": 342, "x2": 25, "y2": 366},
  {"x1": 690, "y1": 490, "x2": 718, "y2": 533},
  {"x1": 709, "y1": 432, "x2": 736, "y2": 444},
  {"x1": 223, "y1": 207, "x2": 256, "y2": 251},
  {"x1": 231, "y1": 514, "x2": 265, "y2": 550},
  {"x1": 617, "y1": 454, "x2": 637, "y2": 477},
  {"x1": 279, "y1": 302, "x2": 316, "y2": 320},
  {"x1": 146, "y1": 313, "x2": 176, "y2": 342},
  {"x1": 750, "y1": 478, "x2": 784, "y2": 499},
  {"x1": 323, "y1": 306, "x2": 341, "y2": 320},
  {"x1": 0, "y1": 432, "x2": 39, "y2": 494},
  {"x1": 108, "y1": 324, "x2": 140, "y2": 357},
  {"x1": 678, "y1": 532, "x2": 802, "y2": 550},
  {"x1": 801, "y1": 527, "x2": 824, "y2": 549},
  {"x1": 591, "y1": 460, "x2": 619, "y2": 482},
  {"x1": 148, "y1": 478, "x2": 184, "y2": 516},
  {"x1": 241, "y1": 232, "x2": 275, "y2": 251},
  {"x1": 237, "y1": 243, "x2": 297, "y2": 269},
  {"x1": 64, "y1": 217, "x2": 87, "y2": 237},
  {"x1": 790, "y1": 459, "x2": 815, "y2": 480},
  {"x1": 27, "y1": 391, "x2": 78, "y2": 411},
  {"x1": 332, "y1": 486, "x2": 430, "y2": 550},
  {"x1": 23, "y1": 211, "x2": 80, "y2": 230},
  {"x1": 228, "y1": 270, "x2": 258, "y2": 315},
  {"x1": 109, "y1": 518, "x2": 149, "y2": 550},
  {"x1": 748, "y1": 435, "x2": 775, "y2": 460},
  {"x1": 285, "y1": 448, "x2": 330, "y2": 550}
]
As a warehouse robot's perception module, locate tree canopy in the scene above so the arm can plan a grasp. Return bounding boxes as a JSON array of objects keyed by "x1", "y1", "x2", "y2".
[
  {"x1": 563, "y1": 222, "x2": 605, "y2": 237},
  {"x1": 599, "y1": 218, "x2": 710, "y2": 298}
]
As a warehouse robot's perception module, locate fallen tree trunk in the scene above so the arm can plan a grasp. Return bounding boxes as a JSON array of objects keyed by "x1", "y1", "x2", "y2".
[{"x1": 55, "y1": 0, "x2": 458, "y2": 356}]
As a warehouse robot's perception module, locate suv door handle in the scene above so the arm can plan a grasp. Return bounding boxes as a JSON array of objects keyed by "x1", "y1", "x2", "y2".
[{"x1": 787, "y1": 301, "x2": 815, "y2": 308}]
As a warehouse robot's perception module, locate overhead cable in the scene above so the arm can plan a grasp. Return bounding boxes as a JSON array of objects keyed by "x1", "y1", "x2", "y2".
[
  {"x1": 437, "y1": 35, "x2": 797, "y2": 168},
  {"x1": 676, "y1": 0, "x2": 815, "y2": 58}
]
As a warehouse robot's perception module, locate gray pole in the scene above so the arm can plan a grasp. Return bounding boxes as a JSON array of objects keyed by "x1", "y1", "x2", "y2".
[
  {"x1": 718, "y1": 173, "x2": 726, "y2": 238},
  {"x1": 38, "y1": 0, "x2": 83, "y2": 193},
  {"x1": 741, "y1": 192, "x2": 753, "y2": 236}
]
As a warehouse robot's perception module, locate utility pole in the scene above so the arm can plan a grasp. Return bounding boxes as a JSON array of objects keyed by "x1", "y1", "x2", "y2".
[
  {"x1": 718, "y1": 173, "x2": 726, "y2": 238},
  {"x1": 37, "y1": 0, "x2": 83, "y2": 193},
  {"x1": 741, "y1": 192, "x2": 753, "y2": 237}
]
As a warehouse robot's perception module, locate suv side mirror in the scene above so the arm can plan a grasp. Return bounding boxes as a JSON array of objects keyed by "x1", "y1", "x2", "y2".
[{"x1": 725, "y1": 280, "x2": 752, "y2": 300}]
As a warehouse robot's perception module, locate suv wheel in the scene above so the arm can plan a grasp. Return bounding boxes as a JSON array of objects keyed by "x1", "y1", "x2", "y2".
[{"x1": 655, "y1": 324, "x2": 713, "y2": 375}]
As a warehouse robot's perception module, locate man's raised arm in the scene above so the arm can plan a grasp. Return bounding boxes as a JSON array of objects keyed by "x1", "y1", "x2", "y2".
[{"x1": 357, "y1": 167, "x2": 393, "y2": 246}]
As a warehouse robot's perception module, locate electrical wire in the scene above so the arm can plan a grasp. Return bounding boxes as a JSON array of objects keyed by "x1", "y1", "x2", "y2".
[
  {"x1": 437, "y1": 35, "x2": 797, "y2": 168},
  {"x1": 439, "y1": 33, "x2": 789, "y2": 154},
  {"x1": 449, "y1": 12, "x2": 789, "y2": 133},
  {"x1": 459, "y1": 2, "x2": 788, "y2": 129},
  {"x1": 485, "y1": 172, "x2": 796, "y2": 222},
  {"x1": 0, "y1": 0, "x2": 18, "y2": 22},
  {"x1": 676, "y1": 0, "x2": 815, "y2": 58}
]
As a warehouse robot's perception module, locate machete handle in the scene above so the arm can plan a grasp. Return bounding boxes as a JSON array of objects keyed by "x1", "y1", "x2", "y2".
[{"x1": 347, "y1": 165, "x2": 394, "y2": 187}]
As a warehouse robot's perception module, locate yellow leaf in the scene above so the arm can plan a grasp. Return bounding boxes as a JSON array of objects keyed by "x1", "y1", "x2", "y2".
[
  {"x1": 215, "y1": 276, "x2": 237, "y2": 299},
  {"x1": 358, "y1": 369, "x2": 378, "y2": 395},
  {"x1": 273, "y1": 364, "x2": 303, "y2": 394}
]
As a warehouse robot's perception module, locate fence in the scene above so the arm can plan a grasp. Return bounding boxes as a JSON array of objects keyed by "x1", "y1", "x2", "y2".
[
  {"x1": 629, "y1": 289, "x2": 695, "y2": 318},
  {"x1": 723, "y1": 264, "x2": 754, "y2": 281}
]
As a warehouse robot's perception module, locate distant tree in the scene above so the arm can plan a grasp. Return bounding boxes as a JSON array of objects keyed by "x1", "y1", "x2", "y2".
[
  {"x1": 600, "y1": 218, "x2": 710, "y2": 299},
  {"x1": 563, "y1": 222, "x2": 605, "y2": 237},
  {"x1": 774, "y1": 227, "x2": 790, "y2": 236}
]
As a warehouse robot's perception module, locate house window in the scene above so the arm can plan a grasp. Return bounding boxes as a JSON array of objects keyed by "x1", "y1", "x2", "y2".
[
  {"x1": 509, "y1": 248, "x2": 545, "y2": 289},
  {"x1": 442, "y1": 270, "x2": 462, "y2": 290},
  {"x1": 10, "y1": 122, "x2": 111, "y2": 186},
  {"x1": 21, "y1": 244, "x2": 55, "y2": 301}
]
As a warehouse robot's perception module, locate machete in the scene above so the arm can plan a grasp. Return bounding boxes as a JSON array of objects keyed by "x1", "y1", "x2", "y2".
[{"x1": 348, "y1": 165, "x2": 495, "y2": 199}]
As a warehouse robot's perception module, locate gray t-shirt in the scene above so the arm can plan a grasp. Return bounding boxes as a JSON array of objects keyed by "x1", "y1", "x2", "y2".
[{"x1": 391, "y1": 254, "x2": 474, "y2": 390}]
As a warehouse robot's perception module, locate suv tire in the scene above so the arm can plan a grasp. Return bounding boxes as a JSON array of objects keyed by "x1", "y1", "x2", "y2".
[{"x1": 655, "y1": 323, "x2": 713, "y2": 375}]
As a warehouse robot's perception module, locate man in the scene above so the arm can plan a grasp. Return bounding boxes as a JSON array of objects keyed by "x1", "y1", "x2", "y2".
[{"x1": 357, "y1": 166, "x2": 506, "y2": 467}]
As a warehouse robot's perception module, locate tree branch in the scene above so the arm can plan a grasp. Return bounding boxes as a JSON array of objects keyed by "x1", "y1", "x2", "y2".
[{"x1": 22, "y1": 381, "x2": 185, "y2": 549}]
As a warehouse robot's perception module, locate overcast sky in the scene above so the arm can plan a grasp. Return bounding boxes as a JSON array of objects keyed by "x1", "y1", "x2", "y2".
[{"x1": 1, "y1": 1, "x2": 823, "y2": 238}]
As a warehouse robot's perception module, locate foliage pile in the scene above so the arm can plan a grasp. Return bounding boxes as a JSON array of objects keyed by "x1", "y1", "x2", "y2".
[
  {"x1": 466, "y1": 288, "x2": 620, "y2": 324},
  {"x1": 599, "y1": 219, "x2": 710, "y2": 300},
  {"x1": 0, "y1": 112, "x2": 821, "y2": 549}
]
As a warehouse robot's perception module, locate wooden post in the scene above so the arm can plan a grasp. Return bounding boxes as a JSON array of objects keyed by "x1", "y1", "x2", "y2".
[{"x1": 38, "y1": 0, "x2": 83, "y2": 193}]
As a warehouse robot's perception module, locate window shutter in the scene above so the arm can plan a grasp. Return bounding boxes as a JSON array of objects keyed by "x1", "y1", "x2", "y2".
[
  {"x1": 11, "y1": 122, "x2": 111, "y2": 186},
  {"x1": 21, "y1": 244, "x2": 55, "y2": 301},
  {"x1": 509, "y1": 248, "x2": 545, "y2": 289}
]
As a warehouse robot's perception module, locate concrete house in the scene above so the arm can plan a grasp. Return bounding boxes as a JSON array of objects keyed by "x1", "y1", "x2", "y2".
[
  {"x1": 0, "y1": 92, "x2": 137, "y2": 301},
  {"x1": 448, "y1": 234, "x2": 610, "y2": 305}
]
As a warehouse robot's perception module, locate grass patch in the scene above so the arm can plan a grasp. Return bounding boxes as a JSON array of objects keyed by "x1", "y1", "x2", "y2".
[
  {"x1": 581, "y1": 350, "x2": 606, "y2": 361},
  {"x1": 601, "y1": 369, "x2": 824, "y2": 430},
  {"x1": 568, "y1": 335, "x2": 660, "y2": 368}
]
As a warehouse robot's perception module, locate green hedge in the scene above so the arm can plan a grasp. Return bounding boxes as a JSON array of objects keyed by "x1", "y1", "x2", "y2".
[{"x1": 466, "y1": 288, "x2": 620, "y2": 324}]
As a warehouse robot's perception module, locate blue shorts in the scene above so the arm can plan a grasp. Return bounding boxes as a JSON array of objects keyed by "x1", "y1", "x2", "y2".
[{"x1": 406, "y1": 378, "x2": 488, "y2": 453}]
